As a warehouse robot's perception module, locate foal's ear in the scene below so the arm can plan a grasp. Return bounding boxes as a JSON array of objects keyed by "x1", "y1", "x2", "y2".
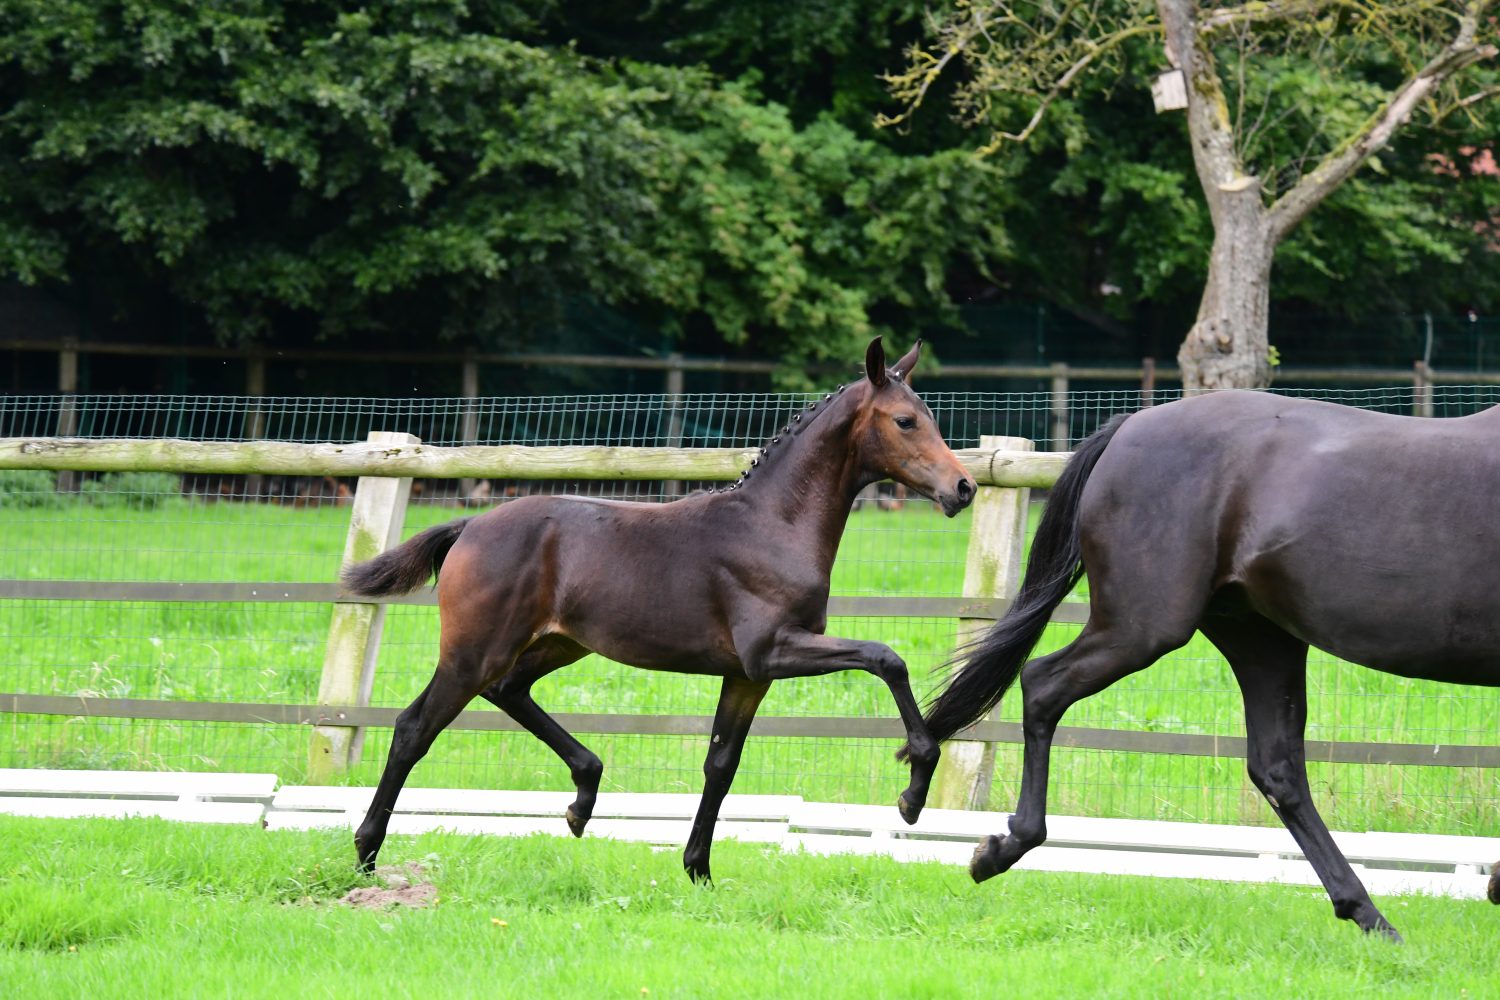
[
  {"x1": 891, "y1": 339, "x2": 922, "y2": 383},
  {"x1": 864, "y1": 337, "x2": 889, "y2": 388}
]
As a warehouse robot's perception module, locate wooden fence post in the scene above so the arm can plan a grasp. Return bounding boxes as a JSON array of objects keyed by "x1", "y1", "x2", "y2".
[
  {"x1": 1140, "y1": 357, "x2": 1157, "y2": 407},
  {"x1": 1049, "y1": 363, "x2": 1070, "y2": 452},
  {"x1": 244, "y1": 354, "x2": 267, "y2": 499},
  {"x1": 56, "y1": 338, "x2": 80, "y2": 493},
  {"x1": 1413, "y1": 360, "x2": 1434, "y2": 418},
  {"x1": 307, "y1": 430, "x2": 420, "y2": 782},
  {"x1": 459, "y1": 353, "x2": 480, "y2": 500},
  {"x1": 928, "y1": 434, "x2": 1034, "y2": 810},
  {"x1": 664, "y1": 352, "x2": 685, "y2": 496}
]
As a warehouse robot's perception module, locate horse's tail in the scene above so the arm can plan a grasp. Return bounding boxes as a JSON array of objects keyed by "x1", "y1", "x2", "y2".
[
  {"x1": 899, "y1": 414, "x2": 1129, "y2": 758},
  {"x1": 341, "y1": 518, "x2": 471, "y2": 596}
]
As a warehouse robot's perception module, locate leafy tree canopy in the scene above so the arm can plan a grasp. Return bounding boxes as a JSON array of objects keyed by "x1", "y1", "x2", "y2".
[
  {"x1": 0, "y1": 0, "x2": 1011, "y2": 381},
  {"x1": 0, "y1": 0, "x2": 1495, "y2": 378}
]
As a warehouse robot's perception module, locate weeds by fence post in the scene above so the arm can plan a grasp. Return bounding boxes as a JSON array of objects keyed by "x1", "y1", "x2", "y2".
[
  {"x1": 308, "y1": 430, "x2": 420, "y2": 782},
  {"x1": 928, "y1": 434, "x2": 1034, "y2": 810}
]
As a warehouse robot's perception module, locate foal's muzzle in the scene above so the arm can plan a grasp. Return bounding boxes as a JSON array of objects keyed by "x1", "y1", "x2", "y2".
[{"x1": 939, "y1": 475, "x2": 977, "y2": 517}]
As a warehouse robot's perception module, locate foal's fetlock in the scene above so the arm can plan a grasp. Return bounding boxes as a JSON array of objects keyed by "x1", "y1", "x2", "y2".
[
  {"x1": 565, "y1": 761, "x2": 602, "y2": 838},
  {"x1": 1489, "y1": 862, "x2": 1499, "y2": 905}
]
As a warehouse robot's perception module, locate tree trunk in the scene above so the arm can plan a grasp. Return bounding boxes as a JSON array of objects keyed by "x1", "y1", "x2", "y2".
[
  {"x1": 1176, "y1": 187, "x2": 1275, "y2": 393},
  {"x1": 1159, "y1": 0, "x2": 1276, "y2": 394}
]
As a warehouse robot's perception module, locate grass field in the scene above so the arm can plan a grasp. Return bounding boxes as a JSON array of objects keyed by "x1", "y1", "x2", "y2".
[
  {"x1": 1, "y1": 814, "x2": 1496, "y2": 998},
  {"x1": 1, "y1": 487, "x2": 1497, "y2": 836}
]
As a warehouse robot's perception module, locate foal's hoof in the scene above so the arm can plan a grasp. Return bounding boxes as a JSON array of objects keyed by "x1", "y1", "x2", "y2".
[
  {"x1": 565, "y1": 806, "x2": 590, "y2": 838},
  {"x1": 897, "y1": 791, "x2": 923, "y2": 826},
  {"x1": 684, "y1": 862, "x2": 712, "y2": 885},
  {"x1": 969, "y1": 835, "x2": 1003, "y2": 883},
  {"x1": 1488, "y1": 862, "x2": 1499, "y2": 905}
]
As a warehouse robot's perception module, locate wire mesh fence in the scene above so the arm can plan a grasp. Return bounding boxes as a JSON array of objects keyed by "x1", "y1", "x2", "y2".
[{"x1": 1, "y1": 387, "x2": 1497, "y2": 835}]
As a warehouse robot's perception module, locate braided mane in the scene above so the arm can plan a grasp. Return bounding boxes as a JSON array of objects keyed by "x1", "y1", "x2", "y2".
[{"x1": 710, "y1": 383, "x2": 853, "y2": 494}]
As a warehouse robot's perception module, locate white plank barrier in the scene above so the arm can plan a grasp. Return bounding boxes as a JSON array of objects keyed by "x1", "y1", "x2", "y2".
[
  {"x1": 0, "y1": 771, "x2": 1493, "y2": 899},
  {"x1": 0, "y1": 768, "x2": 276, "y2": 824}
]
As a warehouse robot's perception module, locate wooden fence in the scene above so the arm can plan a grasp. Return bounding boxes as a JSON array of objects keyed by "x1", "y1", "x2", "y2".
[{"x1": 2, "y1": 434, "x2": 1498, "y2": 810}]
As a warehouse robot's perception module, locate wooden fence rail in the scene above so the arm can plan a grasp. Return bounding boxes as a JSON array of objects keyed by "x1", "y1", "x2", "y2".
[
  {"x1": 2, "y1": 434, "x2": 1496, "y2": 806},
  {"x1": 0, "y1": 437, "x2": 1071, "y2": 487}
]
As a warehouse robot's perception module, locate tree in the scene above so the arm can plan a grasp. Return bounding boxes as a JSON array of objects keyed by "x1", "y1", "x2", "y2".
[
  {"x1": 884, "y1": 1, "x2": 1499, "y2": 390},
  {"x1": 0, "y1": 0, "x2": 1014, "y2": 383}
]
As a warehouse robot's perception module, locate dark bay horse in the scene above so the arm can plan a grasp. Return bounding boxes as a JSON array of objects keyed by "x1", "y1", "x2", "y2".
[
  {"x1": 911, "y1": 390, "x2": 1500, "y2": 940},
  {"x1": 344, "y1": 338, "x2": 976, "y2": 882}
]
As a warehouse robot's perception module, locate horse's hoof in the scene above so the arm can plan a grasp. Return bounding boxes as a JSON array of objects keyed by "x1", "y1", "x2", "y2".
[
  {"x1": 565, "y1": 806, "x2": 589, "y2": 838},
  {"x1": 969, "y1": 835, "x2": 1002, "y2": 883},
  {"x1": 1488, "y1": 862, "x2": 1499, "y2": 905},
  {"x1": 1366, "y1": 919, "x2": 1404, "y2": 944},
  {"x1": 683, "y1": 862, "x2": 712, "y2": 885},
  {"x1": 897, "y1": 791, "x2": 923, "y2": 826}
]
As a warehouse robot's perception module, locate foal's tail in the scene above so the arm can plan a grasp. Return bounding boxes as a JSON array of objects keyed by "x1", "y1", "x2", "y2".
[
  {"x1": 899, "y1": 415, "x2": 1129, "y2": 759},
  {"x1": 341, "y1": 518, "x2": 471, "y2": 596}
]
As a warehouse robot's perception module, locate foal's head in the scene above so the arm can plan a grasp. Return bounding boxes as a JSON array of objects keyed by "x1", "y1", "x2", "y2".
[{"x1": 849, "y1": 338, "x2": 976, "y2": 517}]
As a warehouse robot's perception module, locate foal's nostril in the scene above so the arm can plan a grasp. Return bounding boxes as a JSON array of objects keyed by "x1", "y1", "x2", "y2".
[{"x1": 956, "y1": 478, "x2": 975, "y2": 503}]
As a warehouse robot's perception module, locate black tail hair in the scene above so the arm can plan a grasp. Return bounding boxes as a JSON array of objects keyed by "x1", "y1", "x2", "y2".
[
  {"x1": 898, "y1": 415, "x2": 1129, "y2": 759},
  {"x1": 341, "y1": 518, "x2": 471, "y2": 596}
]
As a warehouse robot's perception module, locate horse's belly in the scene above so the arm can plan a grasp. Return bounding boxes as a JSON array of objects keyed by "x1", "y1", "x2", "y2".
[{"x1": 1293, "y1": 617, "x2": 1500, "y2": 688}]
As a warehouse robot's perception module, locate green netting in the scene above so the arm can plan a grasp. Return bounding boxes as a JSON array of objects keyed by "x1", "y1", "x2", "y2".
[{"x1": 0, "y1": 389, "x2": 1496, "y2": 834}]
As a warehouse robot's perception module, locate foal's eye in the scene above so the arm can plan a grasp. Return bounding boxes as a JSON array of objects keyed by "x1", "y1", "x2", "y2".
[{"x1": 895, "y1": 415, "x2": 917, "y2": 430}]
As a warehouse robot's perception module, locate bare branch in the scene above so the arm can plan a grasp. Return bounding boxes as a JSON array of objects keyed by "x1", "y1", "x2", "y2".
[
  {"x1": 878, "y1": 0, "x2": 1157, "y2": 151},
  {"x1": 1433, "y1": 84, "x2": 1500, "y2": 122},
  {"x1": 974, "y1": 26, "x2": 1159, "y2": 152},
  {"x1": 875, "y1": 10, "x2": 983, "y2": 131},
  {"x1": 1267, "y1": 0, "x2": 1499, "y2": 240},
  {"x1": 1199, "y1": 0, "x2": 1328, "y2": 34}
]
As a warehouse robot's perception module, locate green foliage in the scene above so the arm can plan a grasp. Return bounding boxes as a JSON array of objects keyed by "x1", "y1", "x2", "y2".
[
  {"x1": 0, "y1": 0, "x2": 1010, "y2": 378},
  {"x1": 0, "y1": 470, "x2": 59, "y2": 508},
  {"x1": 79, "y1": 472, "x2": 182, "y2": 510}
]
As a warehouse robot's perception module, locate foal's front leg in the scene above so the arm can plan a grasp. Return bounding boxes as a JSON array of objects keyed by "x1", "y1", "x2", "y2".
[
  {"x1": 742, "y1": 626, "x2": 941, "y2": 825},
  {"x1": 682, "y1": 675, "x2": 770, "y2": 883}
]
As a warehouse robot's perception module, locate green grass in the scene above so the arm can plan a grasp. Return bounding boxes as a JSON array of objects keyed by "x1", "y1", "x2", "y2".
[
  {"x1": 1, "y1": 495, "x2": 1496, "y2": 835},
  {"x1": 0, "y1": 815, "x2": 1495, "y2": 998}
]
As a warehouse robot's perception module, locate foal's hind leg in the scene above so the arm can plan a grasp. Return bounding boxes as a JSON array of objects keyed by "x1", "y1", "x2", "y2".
[
  {"x1": 683, "y1": 675, "x2": 771, "y2": 883},
  {"x1": 970, "y1": 625, "x2": 1184, "y2": 882},
  {"x1": 478, "y1": 639, "x2": 598, "y2": 837},
  {"x1": 1202, "y1": 618, "x2": 1400, "y2": 941}
]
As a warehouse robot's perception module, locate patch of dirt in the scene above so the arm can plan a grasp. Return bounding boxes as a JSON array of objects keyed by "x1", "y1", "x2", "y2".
[{"x1": 340, "y1": 862, "x2": 437, "y2": 910}]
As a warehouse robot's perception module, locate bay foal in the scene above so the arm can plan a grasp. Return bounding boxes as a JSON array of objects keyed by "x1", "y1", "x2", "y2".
[{"x1": 345, "y1": 338, "x2": 975, "y2": 882}]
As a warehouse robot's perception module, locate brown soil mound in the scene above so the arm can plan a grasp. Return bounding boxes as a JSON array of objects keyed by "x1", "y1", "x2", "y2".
[{"x1": 340, "y1": 862, "x2": 437, "y2": 910}]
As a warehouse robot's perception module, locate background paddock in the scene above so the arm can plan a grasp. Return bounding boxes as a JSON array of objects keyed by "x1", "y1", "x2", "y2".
[{"x1": 0, "y1": 388, "x2": 1496, "y2": 836}]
